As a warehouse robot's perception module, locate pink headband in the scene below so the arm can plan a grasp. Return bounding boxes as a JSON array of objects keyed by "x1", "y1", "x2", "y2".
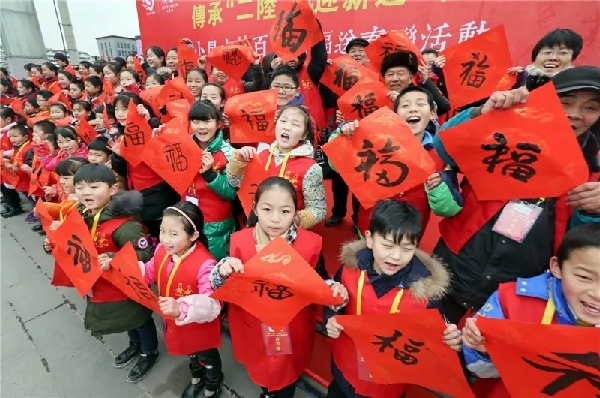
[{"x1": 166, "y1": 207, "x2": 197, "y2": 233}]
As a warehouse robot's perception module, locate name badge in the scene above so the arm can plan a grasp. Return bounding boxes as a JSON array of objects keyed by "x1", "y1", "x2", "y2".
[
  {"x1": 185, "y1": 195, "x2": 199, "y2": 206},
  {"x1": 492, "y1": 200, "x2": 543, "y2": 243},
  {"x1": 261, "y1": 324, "x2": 293, "y2": 356}
]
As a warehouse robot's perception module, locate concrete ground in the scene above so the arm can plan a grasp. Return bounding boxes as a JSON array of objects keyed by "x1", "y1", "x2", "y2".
[{"x1": 0, "y1": 211, "x2": 317, "y2": 398}]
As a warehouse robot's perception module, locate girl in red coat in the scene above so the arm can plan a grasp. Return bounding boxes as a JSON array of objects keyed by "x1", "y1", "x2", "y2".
[
  {"x1": 138, "y1": 201, "x2": 224, "y2": 398},
  {"x1": 1, "y1": 122, "x2": 31, "y2": 217},
  {"x1": 210, "y1": 177, "x2": 348, "y2": 398}
]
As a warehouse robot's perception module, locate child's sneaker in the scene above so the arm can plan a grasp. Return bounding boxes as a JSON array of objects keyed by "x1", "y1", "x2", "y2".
[
  {"x1": 127, "y1": 352, "x2": 160, "y2": 383},
  {"x1": 113, "y1": 343, "x2": 140, "y2": 368},
  {"x1": 25, "y1": 212, "x2": 37, "y2": 223}
]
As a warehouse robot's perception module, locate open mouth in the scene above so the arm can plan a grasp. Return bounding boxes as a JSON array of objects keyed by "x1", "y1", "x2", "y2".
[
  {"x1": 82, "y1": 198, "x2": 95, "y2": 206},
  {"x1": 385, "y1": 262, "x2": 400, "y2": 271},
  {"x1": 543, "y1": 63, "x2": 559, "y2": 70},
  {"x1": 405, "y1": 115, "x2": 421, "y2": 127},
  {"x1": 280, "y1": 133, "x2": 290, "y2": 141},
  {"x1": 582, "y1": 301, "x2": 600, "y2": 315}
]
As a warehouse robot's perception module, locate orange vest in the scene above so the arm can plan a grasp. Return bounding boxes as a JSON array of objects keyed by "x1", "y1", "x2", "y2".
[
  {"x1": 28, "y1": 155, "x2": 51, "y2": 197},
  {"x1": 9, "y1": 141, "x2": 32, "y2": 192},
  {"x1": 332, "y1": 266, "x2": 429, "y2": 398},
  {"x1": 155, "y1": 244, "x2": 222, "y2": 355},
  {"x1": 227, "y1": 227, "x2": 322, "y2": 391},
  {"x1": 185, "y1": 150, "x2": 232, "y2": 223},
  {"x1": 259, "y1": 149, "x2": 315, "y2": 210}
]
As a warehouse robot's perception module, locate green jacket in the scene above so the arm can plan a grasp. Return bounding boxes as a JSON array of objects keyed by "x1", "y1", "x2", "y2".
[
  {"x1": 196, "y1": 131, "x2": 237, "y2": 260},
  {"x1": 79, "y1": 191, "x2": 153, "y2": 336}
]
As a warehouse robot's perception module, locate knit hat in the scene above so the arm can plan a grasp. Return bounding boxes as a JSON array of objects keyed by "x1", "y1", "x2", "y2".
[
  {"x1": 345, "y1": 38, "x2": 369, "y2": 54},
  {"x1": 552, "y1": 66, "x2": 600, "y2": 95},
  {"x1": 380, "y1": 51, "x2": 419, "y2": 76}
]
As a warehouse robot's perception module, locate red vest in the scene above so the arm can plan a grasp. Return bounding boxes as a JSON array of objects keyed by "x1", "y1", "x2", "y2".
[
  {"x1": 28, "y1": 156, "x2": 51, "y2": 197},
  {"x1": 89, "y1": 217, "x2": 133, "y2": 303},
  {"x1": 259, "y1": 150, "x2": 315, "y2": 210},
  {"x1": 10, "y1": 141, "x2": 32, "y2": 192},
  {"x1": 185, "y1": 150, "x2": 232, "y2": 223},
  {"x1": 1, "y1": 131, "x2": 12, "y2": 151},
  {"x1": 129, "y1": 161, "x2": 163, "y2": 192},
  {"x1": 440, "y1": 171, "x2": 600, "y2": 255},
  {"x1": 332, "y1": 266, "x2": 428, "y2": 398},
  {"x1": 471, "y1": 282, "x2": 553, "y2": 398},
  {"x1": 154, "y1": 244, "x2": 222, "y2": 355},
  {"x1": 223, "y1": 78, "x2": 245, "y2": 98},
  {"x1": 228, "y1": 227, "x2": 322, "y2": 391},
  {"x1": 356, "y1": 148, "x2": 445, "y2": 236},
  {"x1": 297, "y1": 67, "x2": 326, "y2": 132}
]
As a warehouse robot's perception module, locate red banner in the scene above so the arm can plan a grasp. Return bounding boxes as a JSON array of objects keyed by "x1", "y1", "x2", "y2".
[{"x1": 136, "y1": 1, "x2": 597, "y2": 67}]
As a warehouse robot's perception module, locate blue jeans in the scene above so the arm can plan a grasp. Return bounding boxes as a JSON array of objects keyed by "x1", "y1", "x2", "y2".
[{"x1": 127, "y1": 317, "x2": 158, "y2": 354}]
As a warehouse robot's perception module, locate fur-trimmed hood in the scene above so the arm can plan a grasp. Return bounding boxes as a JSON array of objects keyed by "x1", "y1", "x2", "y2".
[{"x1": 340, "y1": 240, "x2": 450, "y2": 301}]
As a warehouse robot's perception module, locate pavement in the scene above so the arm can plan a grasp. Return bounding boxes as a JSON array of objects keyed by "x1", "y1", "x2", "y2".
[{"x1": 0, "y1": 210, "x2": 318, "y2": 398}]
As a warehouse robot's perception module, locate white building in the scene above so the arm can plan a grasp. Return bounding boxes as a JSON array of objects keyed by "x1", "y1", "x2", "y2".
[{"x1": 96, "y1": 35, "x2": 136, "y2": 60}]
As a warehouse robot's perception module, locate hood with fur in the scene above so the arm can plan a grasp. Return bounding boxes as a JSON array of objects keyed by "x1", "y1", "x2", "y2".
[{"x1": 340, "y1": 240, "x2": 450, "y2": 301}]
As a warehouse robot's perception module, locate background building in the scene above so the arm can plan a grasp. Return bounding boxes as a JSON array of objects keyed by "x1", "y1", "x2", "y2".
[
  {"x1": 96, "y1": 35, "x2": 136, "y2": 60},
  {"x1": 0, "y1": 45, "x2": 96, "y2": 70}
]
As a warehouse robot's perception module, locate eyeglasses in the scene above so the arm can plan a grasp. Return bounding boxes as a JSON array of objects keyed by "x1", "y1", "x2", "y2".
[{"x1": 271, "y1": 84, "x2": 297, "y2": 93}]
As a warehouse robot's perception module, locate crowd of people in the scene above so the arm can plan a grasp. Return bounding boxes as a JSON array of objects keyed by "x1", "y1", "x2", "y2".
[{"x1": 1, "y1": 15, "x2": 599, "y2": 398}]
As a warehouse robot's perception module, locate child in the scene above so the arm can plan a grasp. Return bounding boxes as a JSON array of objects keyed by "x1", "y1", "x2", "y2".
[
  {"x1": 188, "y1": 68, "x2": 208, "y2": 101},
  {"x1": 134, "y1": 201, "x2": 224, "y2": 398},
  {"x1": 462, "y1": 222, "x2": 600, "y2": 398},
  {"x1": 72, "y1": 100, "x2": 94, "y2": 122},
  {"x1": 69, "y1": 81, "x2": 85, "y2": 102},
  {"x1": 84, "y1": 76, "x2": 104, "y2": 108},
  {"x1": 186, "y1": 100, "x2": 236, "y2": 260},
  {"x1": 324, "y1": 199, "x2": 461, "y2": 398},
  {"x1": 36, "y1": 90, "x2": 53, "y2": 116},
  {"x1": 1, "y1": 122, "x2": 31, "y2": 217},
  {"x1": 45, "y1": 126, "x2": 89, "y2": 171},
  {"x1": 23, "y1": 98, "x2": 40, "y2": 117},
  {"x1": 200, "y1": 83, "x2": 225, "y2": 113},
  {"x1": 144, "y1": 72, "x2": 164, "y2": 88},
  {"x1": 49, "y1": 103, "x2": 69, "y2": 121},
  {"x1": 226, "y1": 104, "x2": 326, "y2": 229},
  {"x1": 29, "y1": 120, "x2": 57, "y2": 233},
  {"x1": 0, "y1": 106, "x2": 22, "y2": 157},
  {"x1": 211, "y1": 177, "x2": 346, "y2": 398},
  {"x1": 88, "y1": 135, "x2": 126, "y2": 190},
  {"x1": 73, "y1": 163, "x2": 160, "y2": 381},
  {"x1": 333, "y1": 85, "x2": 449, "y2": 235},
  {"x1": 120, "y1": 69, "x2": 142, "y2": 94}
]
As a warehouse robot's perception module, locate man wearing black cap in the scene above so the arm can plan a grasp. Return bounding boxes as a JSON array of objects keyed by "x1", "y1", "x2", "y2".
[
  {"x1": 428, "y1": 66, "x2": 600, "y2": 324},
  {"x1": 345, "y1": 38, "x2": 369, "y2": 66}
]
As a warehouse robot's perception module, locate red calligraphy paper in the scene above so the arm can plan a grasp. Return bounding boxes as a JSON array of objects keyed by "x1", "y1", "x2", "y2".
[
  {"x1": 208, "y1": 45, "x2": 254, "y2": 82},
  {"x1": 165, "y1": 98, "x2": 191, "y2": 121},
  {"x1": 268, "y1": 0, "x2": 324, "y2": 62},
  {"x1": 323, "y1": 107, "x2": 436, "y2": 209},
  {"x1": 238, "y1": 156, "x2": 269, "y2": 215},
  {"x1": 35, "y1": 199, "x2": 54, "y2": 233},
  {"x1": 102, "y1": 80, "x2": 116, "y2": 104},
  {"x1": 211, "y1": 237, "x2": 342, "y2": 330},
  {"x1": 121, "y1": 100, "x2": 153, "y2": 167},
  {"x1": 155, "y1": 77, "x2": 195, "y2": 112},
  {"x1": 54, "y1": 117, "x2": 72, "y2": 127},
  {"x1": 0, "y1": 163, "x2": 19, "y2": 186},
  {"x1": 48, "y1": 91, "x2": 72, "y2": 110},
  {"x1": 139, "y1": 85, "x2": 162, "y2": 116},
  {"x1": 26, "y1": 113, "x2": 50, "y2": 128},
  {"x1": 77, "y1": 117, "x2": 98, "y2": 145},
  {"x1": 224, "y1": 89, "x2": 278, "y2": 144},
  {"x1": 365, "y1": 31, "x2": 424, "y2": 72},
  {"x1": 320, "y1": 55, "x2": 380, "y2": 97},
  {"x1": 28, "y1": 166, "x2": 50, "y2": 197},
  {"x1": 103, "y1": 242, "x2": 164, "y2": 315},
  {"x1": 439, "y1": 83, "x2": 589, "y2": 201},
  {"x1": 477, "y1": 317, "x2": 600, "y2": 398},
  {"x1": 132, "y1": 56, "x2": 147, "y2": 84},
  {"x1": 51, "y1": 210, "x2": 102, "y2": 296},
  {"x1": 177, "y1": 40, "x2": 199, "y2": 80},
  {"x1": 144, "y1": 131, "x2": 202, "y2": 196},
  {"x1": 102, "y1": 106, "x2": 111, "y2": 131},
  {"x1": 337, "y1": 81, "x2": 391, "y2": 121},
  {"x1": 442, "y1": 25, "x2": 512, "y2": 109},
  {"x1": 337, "y1": 311, "x2": 475, "y2": 398}
]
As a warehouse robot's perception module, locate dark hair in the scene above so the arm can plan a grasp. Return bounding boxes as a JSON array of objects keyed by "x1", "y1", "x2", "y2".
[
  {"x1": 73, "y1": 100, "x2": 92, "y2": 113},
  {"x1": 167, "y1": 47, "x2": 178, "y2": 55},
  {"x1": 25, "y1": 98, "x2": 39, "y2": 109},
  {"x1": 270, "y1": 65, "x2": 299, "y2": 88},
  {"x1": 421, "y1": 48, "x2": 439, "y2": 56},
  {"x1": 73, "y1": 163, "x2": 117, "y2": 186},
  {"x1": 23, "y1": 64, "x2": 33, "y2": 72},
  {"x1": 94, "y1": 103, "x2": 115, "y2": 120},
  {"x1": 79, "y1": 61, "x2": 92, "y2": 69},
  {"x1": 49, "y1": 103, "x2": 68, "y2": 116},
  {"x1": 57, "y1": 71, "x2": 77, "y2": 83},
  {"x1": 46, "y1": 132, "x2": 58, "y2": 150},
  {"x1": 56, "y1": 157, "x2": 88, "y2": 176},
  {"x1": 189, "y1": 99, "x2": 221, "y2": 122},
  {"x1": 162, "y1": 201, "x2": 210, "y2": 248},
  {"x1": 33, "y1": 120, "x2": 56, "y2": 136},
  {"x1": 42, "y1": 62, "x2": 58, "y2": 74},
  {"x1": 146, "y1": 72, "x2": 165, "y2": 85},
  {"x1": 113, "y1": 57, "x2": 127, "y2": 71},
  {"x1": 147, "y1": 46, "x2": 166, "y2": 67},
  {"x1": 90, "y1": 64, "x2": 104, "y2": 75},
  {"x1": 394, "y1": 85, "x2": 435, "y2": 112},
  {"x1": 556, "y1": 223, "x2": 600, "y2": 268},
  {"x1": 247, "y1": 177, "x2": 298, "y2": 227},
  {"x1": 0, "y1": 107, "x2": 26, "y2": 124},
  {"x1": 70, "y1": 80, "x2": 85, "y2": 93},
  {"x1": 55, "y1": 125, "x2": 80, "y2": 141},
  {"x1": 276, "y1": 104, "x2": 314, "y2": 143},
  {"x1": 369, "y1": 199, "x2": 422, "y2": 245},
  {"x1": 0, "y1": 78, "x2": 15, "y2": 95},
  {"x1": 187, "y1": 67, "x2": 209, "y2": 84},
  {"x1": 17, "y1": 79, "x2": 37, "y2": 94},
  {"x1": 54, "y1": 53, "x2": 68, "y2": 63},
  {"x1": 9, "y1": 123, "x2": 29, "y2": 137},
  {"x1": 201, "y1": 82, "x2": 225, "y2": 102},
  {"x1": 30, "y1": 64, "x2": 42, "y2": 73},
  {"x1": 88, "y1": 136, "x2": 112, "y2": 155},
  {"x1": 103, "y1": 62, "x2": 121, "y2": 76},
  {"x1": 37, "y1": 90, "x2": 53, "y2": 100},
  {"x1": 532, "y1": 29, "x2": 584, "y2": 62},
  {"x1": 120, "y1": 69, "x2": 140, "y2": 84},
  {"x1": 85, "y1": 75, "x2": 103, "y2": 89}
]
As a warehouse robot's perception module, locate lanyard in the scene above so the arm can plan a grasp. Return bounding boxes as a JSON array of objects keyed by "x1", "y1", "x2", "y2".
[
  {"x1": 356, "y1": 270, "x2": 404, "y2": 315},
  {"x1": 59, "y1": 200, "x2": 79, "y2": 222},
  {"x1": 82, "y1": 206, "x2": 106, "y2": 238},
  {"x1": 157, "y1": 253, "x2": 184, "y2": 297},
  {"x1": 265, "y1": 146, "x2": 291, "y2": 177},
  {"x1": 541, "y1": 289, "x2": 556, "y2": 325},
  {"x1": 13, "y1": 141, "x2": 29, "y2": 162}
]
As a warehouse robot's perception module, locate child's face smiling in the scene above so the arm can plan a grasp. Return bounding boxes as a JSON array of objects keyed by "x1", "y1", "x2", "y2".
[
  {"x1": 551, "y1": 247, "x2": 600, "y2": 325},
  {"x1": 396, "y1": 91, "x2": 436, "y2": 139},
  {"x1": 69, "y1": 83, "x2": 83, "y2": 99},
  {"x1": 270, "y1": 75, "x2": 299, "y2": 107},
  {"x1": 56, "y1": 134, "x2": 80, "y2": 155},
  {"x1": 190, "y1": 119, "x2": 219, "y2": 144},
  {"x1": 50, "y1": 106, "x2": 66, "y2": 120},
  {"x1": 366, "y1": 232, "x2": 417, "y2": 276},
  {"x1": 200, "y1": 86, "x2": 223, "y2": 109},
  {"x1": 187, "y1": 70, "x2": 206, "y2": 98},
  {"x1": 159, "y1": 215, "x2": 198, "y2": 256},
  {"x1": 75, "y1": 180, "x2": 117, "y2": 213}
]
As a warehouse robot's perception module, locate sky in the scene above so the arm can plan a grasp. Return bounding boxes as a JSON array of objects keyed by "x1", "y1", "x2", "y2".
[{"x1": 33, "y1": 0, "x2": 140, "y2": 55}]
